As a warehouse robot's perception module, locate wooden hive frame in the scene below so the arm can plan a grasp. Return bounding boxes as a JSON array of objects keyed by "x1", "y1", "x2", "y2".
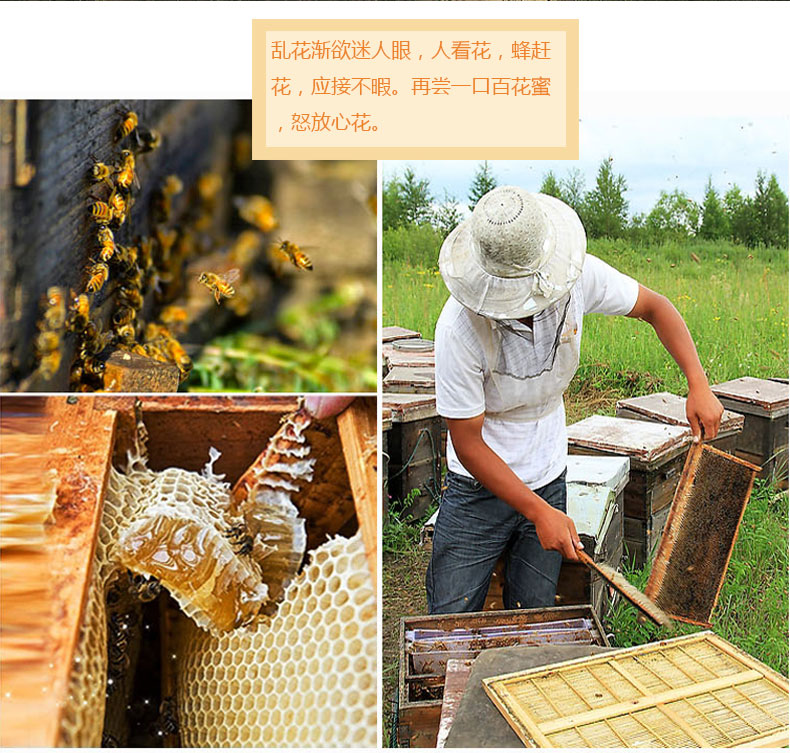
[
  {"x1": 483, "y1": 631, "x2": 789, "y2": 748},
  {"x1": 0, "y1": 394, "x2": 375, "y2": 747},
  {"x1": 645, "y1": 442, "x2": 760, "y2": 627}
]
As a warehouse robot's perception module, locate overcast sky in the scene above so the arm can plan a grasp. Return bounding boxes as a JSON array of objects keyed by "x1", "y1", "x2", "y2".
[{"x1": 383, "y1": 116, "x2": 789, "y2": 216}]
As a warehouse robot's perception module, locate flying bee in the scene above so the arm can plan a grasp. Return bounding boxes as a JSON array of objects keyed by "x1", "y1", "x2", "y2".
[
  {"x1": 232, "y1": 132, "x2": 252, "y2": 171},
  {"x1": 234, "y1": 195, "x2": 278, "y2": 233},
  {"x1": 86, "y1": 260, "x2": 109, "y2": 293},
  {"x1": 223, "y1": 523, "x2": 254, "y2": 556},
  {"x1": 159, "y1": 305, "x2": 188, "y2": 329},
  {"x1": 115, "y1": 149, "x2": 138, "y2": 192},
  {"x1": 137, "y1": 235, "x2": 154, "y2": 273},
  {"x1": 115, "y1": 110, "x2": 138, "y2": 142},
  {"x1": 153, "y1": 175, "x2": 183, "y2": 222},
  {"x1": 108, "y1": 190, "x2": 130, "y2": 226},
  {"x1": 36, "y1": 333, "x2": 62, "y2": 379},
  {"x1": 136, "y1": 125, "x2": 161, "y2": 153},
  {"x1": 197, "y1": 173, "x2": 222, "y2": 202},
  {"x1": 198, "y1": 269, "x2": 239, "y2": 304},
  {"x1": 271, "y1": 240, "x2": 313, "y2": 271},
  {"x1": 42, "y1": 286, "x2": 67, "y2": 330}
]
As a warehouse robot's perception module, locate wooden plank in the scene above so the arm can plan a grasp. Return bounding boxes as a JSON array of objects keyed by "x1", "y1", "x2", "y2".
[
  {"x1": 382, "y1": 393, "x2": 437, "y2": 422},
  {"x1": 436, "y1": 659, "x2": 474, "y2": 748},
  {"x1": 336, "y1": 397, "x2": 377, "y2": 590},
  {"x1": 383, "y1": 365, "x2": 436, "y2": 394},
  {"x1": 103, "y1": 349, "x2": 181, "y2": 393},
  {"x1": 383, "y1": 325, "x2": 422, "y2": 343},
  {"x1": 42, "y1": 396, "x2": 118, "y2": 745}
]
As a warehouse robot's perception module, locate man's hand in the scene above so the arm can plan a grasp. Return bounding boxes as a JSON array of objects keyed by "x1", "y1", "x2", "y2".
[
  {"x1": 532, "y1": 504, "x2": 584, "y2": 561},
  {"x1": 686, "y1": 385, "x2": 724, "y2": 443}
]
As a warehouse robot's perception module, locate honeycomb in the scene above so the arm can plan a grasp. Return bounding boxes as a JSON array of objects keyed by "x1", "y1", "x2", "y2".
[{"x1": 176, "y1": 531, "x2": 377, "y2": 747}]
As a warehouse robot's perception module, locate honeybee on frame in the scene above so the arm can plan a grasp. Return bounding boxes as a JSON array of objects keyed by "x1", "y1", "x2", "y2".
[{"x1": 198, "y1": 269, "x2": 240, "y2": 304}]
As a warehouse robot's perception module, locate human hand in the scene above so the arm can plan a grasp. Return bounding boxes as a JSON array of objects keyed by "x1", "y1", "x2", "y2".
[
  {"x1": 532, "y1": 504, "x2": 584, "y2": 561},
  {"x1": 686, "y1": 385, "x2": 723, "y2": 442},
  {"x1": 304, "y1": 395, "x2": 355, "y2": 419}
]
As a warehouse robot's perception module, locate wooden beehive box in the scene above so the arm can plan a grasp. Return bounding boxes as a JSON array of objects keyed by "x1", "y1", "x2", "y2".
[
  {"x1": 383, "y1": 393, "x2": 443, "y2": 519},
  {"x1": 383, "y1": 338, "x2": 436, "y2": 371},
  {"x1": 9, "y1": 394, "x2": 374, "y2": 747},
  {"x1": 616, "y1": 391, "x2": 744, "y2": 454},
  {"x1": 396, "y1": 605, "x2": 610, "y2": 748},
  {"x1": 711, "y1": 377, "x2": 789, "y2": 486},
  {"x1": 556, "y1": 456, "x2": 629, "y2": 618},
  {"x1": 567, "y1": 415, "x2": 692, "y2": 568},
  {"x1": 382, "y1": 325, "x2": 422, "y2": 343}
]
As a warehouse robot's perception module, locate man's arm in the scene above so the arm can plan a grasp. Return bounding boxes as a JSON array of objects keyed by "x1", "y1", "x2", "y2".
[
  {"x1": 446, "y1": 413, "x2": 584, "y2": 560},
  {"x1": 626, "y1": 284, "x2": 723, "y2": 441}
]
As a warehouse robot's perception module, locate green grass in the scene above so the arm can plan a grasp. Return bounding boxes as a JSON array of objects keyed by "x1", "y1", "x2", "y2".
[
  {"x1": 607, "y1": 479, "x2": 789, "y2": 675},
  {"x1": 383, "y1": 236, "x2": 789, "y2": 395}
]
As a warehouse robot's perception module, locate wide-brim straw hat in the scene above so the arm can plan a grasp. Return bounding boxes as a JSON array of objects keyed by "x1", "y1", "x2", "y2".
[{"x1": 439, "y1": 186, "x2": 586, "y2": 319}]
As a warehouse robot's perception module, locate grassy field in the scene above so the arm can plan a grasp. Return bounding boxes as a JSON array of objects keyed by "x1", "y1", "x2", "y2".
[{"x1": 382, "y1": 232, "x2": 789, "y2": 745}]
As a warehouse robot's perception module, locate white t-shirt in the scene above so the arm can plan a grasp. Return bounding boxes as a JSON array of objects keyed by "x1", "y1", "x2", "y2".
[{"x1": 435, "y1": 254, "x2": 640, "y2": 488}]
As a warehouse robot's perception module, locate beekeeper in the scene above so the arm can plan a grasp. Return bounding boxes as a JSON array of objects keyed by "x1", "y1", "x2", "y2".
[{"x1": 429, "y1": 186, "x2": 724, "y2": 614}]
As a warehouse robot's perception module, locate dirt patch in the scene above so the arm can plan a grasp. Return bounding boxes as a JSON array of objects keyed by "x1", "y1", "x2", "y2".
[{"x1": 382, "y1": 548, "x2": 431, "y2": 747}]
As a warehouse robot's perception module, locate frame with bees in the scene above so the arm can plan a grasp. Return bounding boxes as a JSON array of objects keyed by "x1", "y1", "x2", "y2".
[{"x1": 0, "y1": 100, "x2": 376, "y2": 393}]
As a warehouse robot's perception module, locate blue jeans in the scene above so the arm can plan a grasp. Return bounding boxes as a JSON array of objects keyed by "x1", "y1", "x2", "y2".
[{"x1": 426, "y1": 469, "x2": 567, "y2": 614}]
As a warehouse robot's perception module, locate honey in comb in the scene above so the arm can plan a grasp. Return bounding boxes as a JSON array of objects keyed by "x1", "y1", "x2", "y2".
[{"x1": 646, "y1": 444, "x2": 759, "y2": 626}]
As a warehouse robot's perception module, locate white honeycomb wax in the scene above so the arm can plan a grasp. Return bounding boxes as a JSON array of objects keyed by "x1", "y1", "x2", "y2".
[{"x1": 176, "y1": 532, "x2": 377, "y2": 748}]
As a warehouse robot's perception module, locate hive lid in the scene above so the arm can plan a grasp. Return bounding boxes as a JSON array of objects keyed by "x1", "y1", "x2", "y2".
[
  {"x1": 567, "y1": 415, "x2": 691, "y2": 465},
  {"x1": 567, "y1": 483, "x2": 617, "y2": 552},
  {"x1": 383, "y1": 341, "x2": 435, "y2": 370},
  {"x1": 616, "y1": 391, "x2": 744, "y2": 435},
  {"x1": 712, "y1": 376, "x2": 789, "y2": 417},
  {"x1": 383, "y1": 365, "x2": 436, "y2": 394},
  {"x1": 383, "y1": 325, "x2": 422, "y2": 343},
  {"x1": 382, "y1": 393, "x2": 437, "y2": 422},
  {"x1": 566, "y1": 455, "x2": 629, "y2": 496},
  {"x1": 394, "y1": 338, "x2": 435, "y2": 353}
]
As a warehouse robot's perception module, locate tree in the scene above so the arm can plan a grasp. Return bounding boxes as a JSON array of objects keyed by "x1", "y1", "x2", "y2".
[
  {"x1": 539, "y1": 171, "x2": 563, "y2": 200},
  {"x1": 724, "y1": 185, "x2": 756, "y2": 247},
  {"x1": 560, "y1": 168, "x2": 587, "y2": 216},
  {"x1": 383, "y1": 167, "x2": 434, "y2": 229},
  {"x1": 583, "y1": 157, "x2": 629, "y2": 238},
  {"x1": 645, "y1": 190, "x2": 700, "y2": 241},
  {"x1": 433, "y1": 192, "x2": 464, "y2": 239},
  {"x1": 752, "y1": 171, "x2": 789, "y2": 248},
  {"x1": 468, "y1": 161, "x2": 497, "y2": 212},
  {"x1": 699, "y1": 178, "x2": 730, "y2": 241}
]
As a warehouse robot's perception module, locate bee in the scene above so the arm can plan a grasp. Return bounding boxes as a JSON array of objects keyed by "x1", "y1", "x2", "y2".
[
  {"x1": 101, "y1": 733, "x2": 120, "y2": 747},
  {"x1": 115, "y1": 322, "x2": 137, "y2": 344},
  {"x1": 198, "y1": 269, "x2": 239, "y2": 304},
  {"x1": 115, "y1": 149, "x2": 138, "y2": 192},
  {"x1": 90, "y1": 200, "x2": 114, "y2": 225},
  {"x1": 108, "y1": 190, "x2": 130, "y2": 226},
  {"x1": 96, "y1": 225, "x2": 116, "y2": 262},
  {"x1": 119, "y1": 286, "x2": 143, "y2": 311},
  {"x1": 155, "y1": 227, "x2": 178, "y2": 263},
  {"x1": 159, "y1": 305, "x2": 188, "y2": 329},
  {"x1": 197, "y1": 173, "x2": 222, "y2": 202},
  {"x1": 69, "y1": 362, "x2": 84, "y2": 390},
  {"x1": 83, "y1": 355, "x2": 106, "y2": 379},
  {"x1": 68, "y1": 293, "x2": 91, "y2": 332},
  {"x1": 36, "y1": 331, "x2": 62, "y2": 379},
  {"x1": 89, "y1": 158, "x2": 114, "y2": 188},
  {"x1": 80, "y1": 321, "x2": 112, "y2": 359},
  {"x1": 137, "y1": 236, "x2": 154, "y2": 274},
  {"x1": 128, "y1": 572, "x2": 161, "y2": 602},
  {"x1": 229, "y1": 230, "x2": 263, "y2": 267},
  {"x1": 153, "y1": 175, "x2": 183, "y2": 223},
  {"x1": 86, "y1": 260, "x2": 109, "y2": 293},
  {"x1": 136, "y1": 125, "x2": 161, "y2": 153},
  {"x1": 271, "y1": 240, "x2": 313, "y2": 271},
  {"x1": 166, "y1": 338, "x2": 192, "y2": 382},
  {"x1": 223, "y1": 523, "x2": 254, "y2": 556},
  {"x1": 115, "y1": 244, "x2": 138, "y2": 272},
  {"x1": 42, "y1": 286, "x2": 67, "y2": 330},
  {"x1": 159, "y1": 697, "x2": 179, "y2": 736},
  {"x1": 234, "y1": 195, "x2": 278, "y2": 233},
  {"x1": 115, "y1": 110, "x2": 138, "y2": 142}
]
